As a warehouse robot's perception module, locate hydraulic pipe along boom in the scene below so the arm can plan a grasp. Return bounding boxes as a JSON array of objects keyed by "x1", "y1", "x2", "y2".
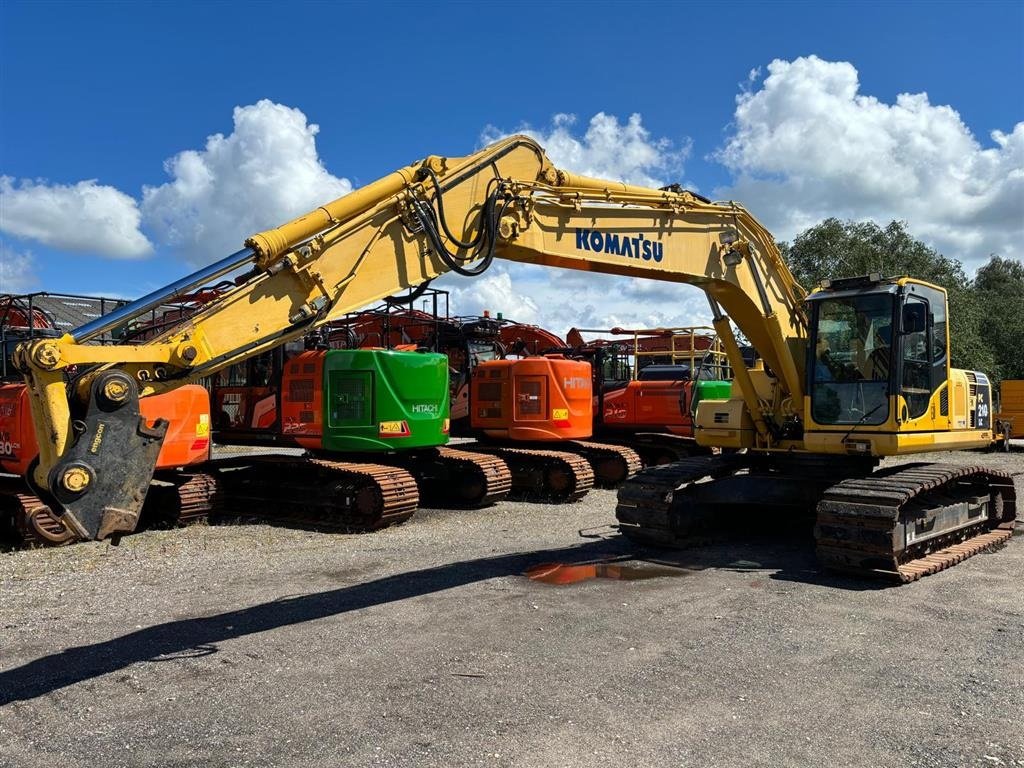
[{"x1": 72, "y1": 248, "x2": 256, "y2": 342}]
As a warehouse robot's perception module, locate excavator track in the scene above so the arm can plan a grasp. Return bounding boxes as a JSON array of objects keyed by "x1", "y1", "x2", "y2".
[
  {"x1": 431, "y1": 447, "x2": 512, "y2": 506},
  {"x1": 815, "y1": 463, "x2": 1017, "y2": 583},
  {"x1": 565, "y1": 441, "x2": 643, "y2": 488},
  {"x1": 604, "y1": 434, "x2": 710, "y2": 467},
  {"x1": 0, "y1": 477, "x2": 77, "y2": 547},
  {"x1": 368, "y1": 447, "x2": 512, "y2": 508},
  {"x1": 1, "y1": 471, "x2": 228, "y2": 548},
  {"x1": 615, "y1": 454, "x2": 746, "y2": 547},
  {"x1": 458, "y1": 443, "x2": 595, "y2": 502},
  {"x1": 140, "y1": 472, "x2": 225, "y2": 529},
  {"x1": 214, "y1": 455, "x2": 419, "y2": 531}
]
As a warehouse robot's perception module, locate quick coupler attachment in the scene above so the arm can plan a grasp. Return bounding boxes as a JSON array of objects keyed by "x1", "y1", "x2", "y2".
[{"x1": 47, "y1": 371, "x2": 167, "y2": 541}]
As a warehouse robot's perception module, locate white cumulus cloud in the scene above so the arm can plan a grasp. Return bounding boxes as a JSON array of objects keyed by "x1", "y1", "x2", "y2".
[
  {"x1": 441, "y1": 112, "x2": 706, "y2": 335},
  {"x1": 448, "y1": 268, "x2": 541, "y2": 325},
  {"x1": 0, "y1": 242, "x2": 38, "y2": 293},
  {"x1": 141, "y1": 100, "x2": 352, "y2": 264},
  {"x1": 482, "y1": 112, "x2": 689, "y2": 188},
  {"x1": 446, "y1": 264, "x2": 710, "y2": 339},
  {"x1": 716, "y1": 55, "x2": 1024, "y2": 270},
  {"x1": 0, "y1": 176, "x2": 152, "y2": 258}
]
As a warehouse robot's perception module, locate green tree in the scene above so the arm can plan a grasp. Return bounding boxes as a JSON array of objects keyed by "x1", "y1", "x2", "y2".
[
  {"x1": 973, "y1": 256, "x2": 1024, "y2": 382},
  {"x1": 777, "y1": 218, "x2": 992, "y2": 374}
]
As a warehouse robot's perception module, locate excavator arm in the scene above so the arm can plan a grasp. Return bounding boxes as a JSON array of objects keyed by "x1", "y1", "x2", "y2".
[{"x1": 17, "y1": 135, "x2": 809, "y2": 540}]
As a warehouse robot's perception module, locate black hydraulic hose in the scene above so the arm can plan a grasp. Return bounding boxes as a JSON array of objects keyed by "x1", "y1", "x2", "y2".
[
  {"x1": 385, "y1": 280, "x2": 433, "y2": 305},
  {"x1": 422, "y1": 168, "x2": 496, "y2": 251},
  {"x1": 410, "y1": 194, "x2": 504, "y2": 277}
]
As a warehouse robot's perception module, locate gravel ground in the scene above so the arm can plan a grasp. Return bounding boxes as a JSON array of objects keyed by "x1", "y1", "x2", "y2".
[{"x1": 1, "y1": 447, "x2": 1022, "y2": 768}]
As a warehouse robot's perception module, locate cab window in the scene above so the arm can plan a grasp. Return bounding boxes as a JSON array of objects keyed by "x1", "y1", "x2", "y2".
[{"x1": 810, "y1": 293, "x2": 893, "y2": 426}]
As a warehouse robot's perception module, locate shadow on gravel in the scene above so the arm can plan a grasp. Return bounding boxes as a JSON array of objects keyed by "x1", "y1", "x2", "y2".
[
  {"x1": 0, "y1": 539, "x2": 628, "y2": 704},
  {"x1": 0, "y1": 522, "x2": 883, "y2": 705}
]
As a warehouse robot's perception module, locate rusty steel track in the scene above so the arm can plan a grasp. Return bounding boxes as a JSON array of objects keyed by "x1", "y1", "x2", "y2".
[
  {"x1": 815, "y1": 463, "x2": 1017, "y2": 583},
  {"x1": 2, "y1": 470, "x2": 227, "y2": 548},
  {"x1": 15, "y1": 496, "x2": 76, "y2": 547},
  {"x1": 0, "y1": 477, "x2": 76, "y2": 547},
  {"x1": 459, "y1": 443, "x2": 595, "y2": 502},
  {"x1": 140, "y1": 471, "x2": 224, "y2": 529},
  {"x1": 615, "y1": 454, "x2": 746, "y2": 547},
  {"x1": 565, "y1": 441, "x2": 643, "y2": 488},
  {"x1": 215, "y1": 456, "x2": 419, "y2": 531},
  {"x1": 432, "y1": 447, "x2": 512, "y2": 506}
]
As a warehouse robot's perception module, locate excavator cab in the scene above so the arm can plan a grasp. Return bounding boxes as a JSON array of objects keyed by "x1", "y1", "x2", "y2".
[{"x1": 803, "y1": 275, "x2": 993, "y2": 455}]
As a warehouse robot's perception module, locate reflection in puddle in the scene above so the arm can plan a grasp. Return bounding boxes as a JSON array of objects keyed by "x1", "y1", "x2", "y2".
[{"x1": 525, "y1": 559, "x2": 693, "y2": 585}]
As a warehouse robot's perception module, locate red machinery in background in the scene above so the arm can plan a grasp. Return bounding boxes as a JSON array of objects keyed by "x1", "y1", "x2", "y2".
[
  {"x1": 314, "y1": 294, "x2": 638, "y2": 493},
  {"x1": 560, "y1": 326, "x2": 736, "y2": 464},
  {"x1": 204, "y1": 296, "x2": 601, "y2": 500}
]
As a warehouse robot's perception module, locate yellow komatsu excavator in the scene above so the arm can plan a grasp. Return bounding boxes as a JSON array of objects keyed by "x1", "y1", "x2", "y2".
[{"x1": 14, "y1": 135, "x2": 1015, "y2": 582}]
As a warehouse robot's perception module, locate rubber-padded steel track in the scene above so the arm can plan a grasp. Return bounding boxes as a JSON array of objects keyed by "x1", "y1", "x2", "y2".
[
  {"x1": 615, "y1": 454, "x2": 745, "y2": 546},
  {"x1": 215, "y1": 455, "x2": 419, "y2": 531},
  {"x1": 459, "y1": 443, "x2": 595, "y2": 502},
  {"x1": 566, "y1": 441, "x2": 643, "y2": 488},
  {"x1": 815, "y1": 462, "x2": 1017, "y2": 583}
]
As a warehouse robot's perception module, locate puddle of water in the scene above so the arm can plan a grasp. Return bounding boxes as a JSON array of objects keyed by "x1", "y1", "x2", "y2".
[{"x1": 525, "y1": 560, "x2": 692, "y2": 585}]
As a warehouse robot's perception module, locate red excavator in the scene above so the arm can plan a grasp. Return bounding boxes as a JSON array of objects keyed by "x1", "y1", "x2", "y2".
[
  {"x1": 557, "y1": 326, "x2": 737, "y2": 464},
  {"x1": 0, "y1": 293, "x2": 215, "y2": 546}
]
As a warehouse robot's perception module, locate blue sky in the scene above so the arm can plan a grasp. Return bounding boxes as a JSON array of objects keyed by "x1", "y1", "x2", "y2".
[{"x1": 1, "y1": 0, "x2": 1022, "y2": 331}]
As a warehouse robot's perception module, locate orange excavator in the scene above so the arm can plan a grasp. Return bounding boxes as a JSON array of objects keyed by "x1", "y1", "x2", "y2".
[
  {"x1": 495, "y1": 319, "x2": 738, "y2": 465},
  {"x1": 0, "y1": 293, "x2": 215, "y2": 546}
]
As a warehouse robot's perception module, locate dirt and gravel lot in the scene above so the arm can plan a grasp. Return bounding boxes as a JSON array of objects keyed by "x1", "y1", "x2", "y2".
[{"x1": 1, "y1": 448, "x2": 1022, "y2": 768}]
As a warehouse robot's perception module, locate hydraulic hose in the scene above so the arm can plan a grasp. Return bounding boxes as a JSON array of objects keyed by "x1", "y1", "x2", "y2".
[
  {"x1": 409, "y1": 192, "x2": 506, "y2": 277},
  {"x1": 385, "y1": 280, "x2": 434, "y2": 305}
]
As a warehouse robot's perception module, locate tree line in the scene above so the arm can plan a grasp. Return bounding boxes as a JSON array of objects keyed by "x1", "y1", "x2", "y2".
[{"x1": 778, "y1": 218, "x2": 1024, "y2": 387}]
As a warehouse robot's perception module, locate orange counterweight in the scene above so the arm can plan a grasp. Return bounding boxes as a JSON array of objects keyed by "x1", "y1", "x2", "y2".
[
  {"x1": 471, "y1": 356, "x2": 592, "y2": 441},
  {"x1": 0, "y1": 383, "x2": 210, "y2": 477}
]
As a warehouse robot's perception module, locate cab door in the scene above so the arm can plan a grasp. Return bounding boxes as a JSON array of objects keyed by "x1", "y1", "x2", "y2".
[{"x1": 896, "y1": 285, "x2": 950, "y2": 434}]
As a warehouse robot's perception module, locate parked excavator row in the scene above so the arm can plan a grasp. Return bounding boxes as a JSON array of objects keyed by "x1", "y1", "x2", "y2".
[
  {"x1": 207, "y1": 308, "x2": 593, "y2": 502},
  {"x1": 0, "y1": 292, "x2": 523, "y2": 545},
  {"x1": 324, "y1": 300, "x2": 736, "y2": 474},
  {"x1": 165, "y1": 285, "x2": 701, "y2": 489},
  {"x1": 10, "y1": 134, "x2": 1014, "y2": 583}
]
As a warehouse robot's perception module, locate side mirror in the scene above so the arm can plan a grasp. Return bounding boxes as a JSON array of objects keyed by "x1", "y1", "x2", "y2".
[{"x1": 901, "y1": 302, "x2": 927, "y2": 334}]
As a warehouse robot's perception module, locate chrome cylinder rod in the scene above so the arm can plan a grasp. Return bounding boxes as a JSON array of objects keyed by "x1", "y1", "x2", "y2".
[{"x1": 71, "y1": 247, "x2": 255, "y2": 343}]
